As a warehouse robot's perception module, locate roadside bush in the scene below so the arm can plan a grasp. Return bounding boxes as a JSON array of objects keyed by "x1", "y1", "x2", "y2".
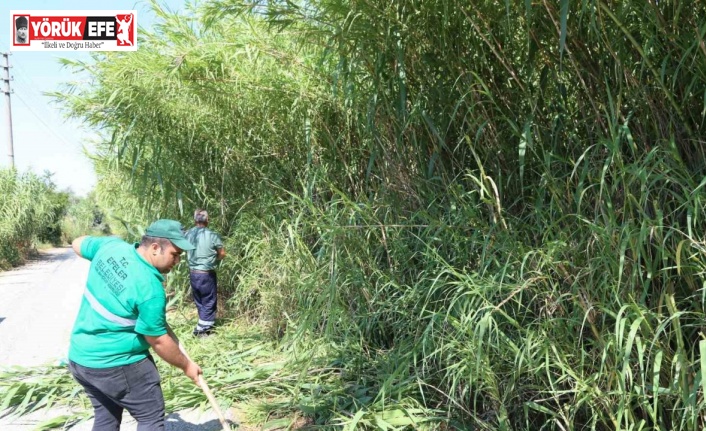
[{"x1": 0, "y1": 169, "x2": 61, "y2": 269}]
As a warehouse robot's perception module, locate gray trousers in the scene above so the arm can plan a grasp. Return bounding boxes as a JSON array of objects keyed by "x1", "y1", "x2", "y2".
[{"x1": 69, "y1": 356, "x2": 165, "y2": 431}]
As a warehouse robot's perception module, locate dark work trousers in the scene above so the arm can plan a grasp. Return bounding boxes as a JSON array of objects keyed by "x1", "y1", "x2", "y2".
[
  {"x1": 68, "y1": 356, "x2": 165, "y2": 431},
  {"x1": 189, "y1": 270, "x2": 218, "y2": 327}
]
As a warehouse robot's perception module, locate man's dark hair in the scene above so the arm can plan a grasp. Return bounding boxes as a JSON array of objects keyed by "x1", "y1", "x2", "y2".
[
  {"x1": 140, "y1": 236, "x2": 173, "y2": 250},
  {"x1": 194, "y1": 209, "x2": 208, "y2": 224}
]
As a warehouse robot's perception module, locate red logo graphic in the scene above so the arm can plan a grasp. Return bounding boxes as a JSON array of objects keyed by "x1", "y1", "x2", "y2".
[{"x1": 115, "y1": 13, "x2": 134, "y2": 46}]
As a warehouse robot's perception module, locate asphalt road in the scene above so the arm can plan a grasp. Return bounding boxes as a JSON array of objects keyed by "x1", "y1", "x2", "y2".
[
  {"x1": 0, "y1": 247, "x2": 87, "y2": 367},
  {"x1": 0, "y1": 247, "x2": 238, "y2": 430}
]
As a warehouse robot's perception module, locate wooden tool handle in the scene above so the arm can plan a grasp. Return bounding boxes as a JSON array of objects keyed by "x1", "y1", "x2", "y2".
[{"x1": 199, "y1": 375, "x2": 231, "y2": 431}]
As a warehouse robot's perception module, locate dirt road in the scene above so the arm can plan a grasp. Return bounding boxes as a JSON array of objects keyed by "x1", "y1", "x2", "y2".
[
  {"x1": 0, "y1": 247, "x2": 87, "y2": 367},
  {"x1": 0, "y1": 247, "x2": 237, "y2": 430}
]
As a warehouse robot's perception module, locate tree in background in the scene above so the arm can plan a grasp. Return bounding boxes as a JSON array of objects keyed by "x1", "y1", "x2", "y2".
[{"x1": 35, "y1": 171, "x2": 70, "y2": 246}]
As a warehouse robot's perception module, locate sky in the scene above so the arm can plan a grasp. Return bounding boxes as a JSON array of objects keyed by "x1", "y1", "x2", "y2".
[{"x1": 0, "y1": 0, "x2": 187, "y2": 196}]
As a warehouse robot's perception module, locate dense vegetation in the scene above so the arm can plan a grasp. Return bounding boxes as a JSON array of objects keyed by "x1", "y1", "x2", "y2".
[
  {"x1": 0, "y1": 167, "x2": 109, "y2": 269},
  {"x1": 4, "y1": 0, "x2": 706, "y2": 429},
  {"x1": 59, "y1": 192, "x2": 111, "y2": 244},
  {"x1": 0, "y1": 169, "x2": 67, "y2": 268}
]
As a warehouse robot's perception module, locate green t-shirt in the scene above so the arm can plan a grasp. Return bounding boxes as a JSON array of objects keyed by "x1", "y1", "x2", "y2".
[
  {"x1": 69, "y1": 236, "x2": 168, "y2": 368},
  {"x1": 185, "y1": 227, "x2": 223, "y2": 271}
]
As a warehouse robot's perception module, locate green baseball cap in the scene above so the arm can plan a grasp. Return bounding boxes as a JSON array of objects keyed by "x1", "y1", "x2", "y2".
[{"x1": 145, "y1": 219, "x2": 195, "y2": 251}]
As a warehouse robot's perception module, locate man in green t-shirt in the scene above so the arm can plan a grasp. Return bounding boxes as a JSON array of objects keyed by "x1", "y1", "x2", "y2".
[
  {"x1": 68, "y1": 219, "x2": 202, "y2": 431},
  {"x1": 185, "y1": 209, "x2": 226, "y2": 337}
]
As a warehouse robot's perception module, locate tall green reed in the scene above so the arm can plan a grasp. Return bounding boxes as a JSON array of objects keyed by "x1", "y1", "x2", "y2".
[
  {"x1": 51, "y1": 0, "x2": 706, "y2": 428},
  {"x1": 0, "y1": 169, "x2": 63, "y2": 268}
]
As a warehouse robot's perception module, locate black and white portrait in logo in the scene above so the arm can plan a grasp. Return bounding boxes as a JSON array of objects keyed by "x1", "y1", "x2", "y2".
[{"x1": 15, "y1": 16, "x2": 29, "y2": 44}]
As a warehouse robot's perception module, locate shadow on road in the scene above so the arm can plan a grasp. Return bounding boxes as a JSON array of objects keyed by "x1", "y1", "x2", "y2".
[
  {"x1": 0, "y1": 248, "x2": 75, "y2": 280},
  {"x1": 0, "y1": 407, "x2": 240, "y2": 431},
  {"x1": 166, "y1": 412, "x2": 239, "y2": 430},
  {"x1": 25, "y1": 247, "x2": 74, "y2": 265}
]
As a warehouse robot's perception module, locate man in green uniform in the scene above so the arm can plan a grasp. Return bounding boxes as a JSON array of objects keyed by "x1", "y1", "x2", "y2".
[
  {"x1": 68, "y1": 219, "x2": 202, "y2": 431},
  {"x1": 185, "y1": 209, "x2": 226, "y2": 337}
]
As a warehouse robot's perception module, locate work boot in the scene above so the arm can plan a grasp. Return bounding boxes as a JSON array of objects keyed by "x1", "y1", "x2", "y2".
[{"x1": 193, "y1": 326, "x2": 213, "y2": 338}]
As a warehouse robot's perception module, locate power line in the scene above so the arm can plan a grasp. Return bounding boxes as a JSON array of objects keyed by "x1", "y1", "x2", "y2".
[
  {"x1": 9, "y1": 60, "x2": 78, "y2": 146},
  {"x1": 13, "y1": 80, "x2": 77, "y2": 146},
  {"x1": 13, "y1": 91, "x2": 76, "y2": 148},
  {"x1": 0, "y1": 48, "x2": 94, "y2": 173},
  {"x1": 0, "y1": 50, "x2": 85, "y2": 156},
  {"x1": 12, "y1": 66, "x2": 52, "y2": 110}
]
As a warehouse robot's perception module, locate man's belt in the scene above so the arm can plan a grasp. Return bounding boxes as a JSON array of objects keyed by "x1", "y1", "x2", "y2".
[{"x1": 190, "y1": 269, "x2": 215, "y2": 273}]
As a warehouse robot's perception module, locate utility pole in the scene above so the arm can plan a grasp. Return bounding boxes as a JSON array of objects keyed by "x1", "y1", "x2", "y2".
[{"x1": 1, "y1": 53, "x2": 13, "y2": 168}]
